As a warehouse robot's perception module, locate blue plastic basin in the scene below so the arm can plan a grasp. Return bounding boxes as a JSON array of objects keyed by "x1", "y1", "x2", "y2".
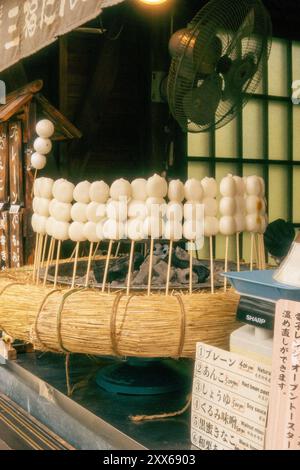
[{"x1": 222, "y1": 269, "x2": 300, "y2": 301}]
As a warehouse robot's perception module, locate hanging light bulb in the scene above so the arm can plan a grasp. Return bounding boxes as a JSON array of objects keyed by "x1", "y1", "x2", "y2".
[{"x1": 139, "y1": 0, "x2": 168, "y2": 5}]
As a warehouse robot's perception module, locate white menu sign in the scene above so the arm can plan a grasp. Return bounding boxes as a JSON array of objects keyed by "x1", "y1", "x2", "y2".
[{"x1": 191, "y1": 343, "x2": 271, "y2": 451}]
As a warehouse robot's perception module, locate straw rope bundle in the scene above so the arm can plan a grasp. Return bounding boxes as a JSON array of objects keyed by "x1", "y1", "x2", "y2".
[{"x1": 0, "y1": 269, "x2": 239, "y2": 358}]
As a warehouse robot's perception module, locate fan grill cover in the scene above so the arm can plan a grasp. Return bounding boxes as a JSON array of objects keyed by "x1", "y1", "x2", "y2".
[{"x1": 167, "y1": 0, "x2": 272, "y2": 133}]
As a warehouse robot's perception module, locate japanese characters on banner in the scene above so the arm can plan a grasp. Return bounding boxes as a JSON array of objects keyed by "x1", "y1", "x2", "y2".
[
  {"x1": 9, "y1": 121, "x2": 23, "y2": 205},
  {"x1": 9, "y1": 208, "x2": 23, "y2": 268},
  {"x1": 192, "y1": 343, "x2": 271, "y2": 451},
  {"x1": 0, "y1": 210, "x2": 9, "y2": 270},
  {"x1": 0, "y1": 0, "x2": 125, "y2": 73},
  {"x1": 0, "y1": 123, "x2": 9, "y2": 203},
  {"x1": 266, "y1": 300, "x2": 300, "y2": 450}
]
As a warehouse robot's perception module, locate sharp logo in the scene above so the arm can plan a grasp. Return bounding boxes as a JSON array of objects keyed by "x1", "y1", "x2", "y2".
[
  {"x1": 292, "y1": 80, "x2": 300, "y2": 105},
  {"x1": 0, "y1": 81, "x2": 5, "y2": 105}
]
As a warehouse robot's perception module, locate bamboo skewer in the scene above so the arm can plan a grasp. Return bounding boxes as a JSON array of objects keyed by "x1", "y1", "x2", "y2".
[
  {"x1": 126, "y1": 241, "x2": 135, "y2": 295},
  {"x1": 43, "y1": 237, "x2": 55, "y2": 287},
  {"x1": 165, "y1": 240, "x2": 173, "y2": 296},
  {"x1": 35, "y1": 234, "x2": 44, "y2": 285},
  {"x1": 32, "y1": 233, "x2": 39, "y2": 282},
  {"x1": 41, "y1": 234, "x2": 48, "y2": 270},
  {"x1": 92, "y1": 241, "x2": 100, "y2": 261},
  {"x1": 147, "y1": 238, "x2": 154, "y2": 297},
  {"x1": 85, "y1": 242, "x2": 94, "y2": 288},
  {"x1": 224, "y1": 236, "x2": 229, "y2": 292},
  {"x1": 253, "y1": 233, "x2": 259, "y2": 269},
  {"x1": 189, "y1": 242, "x2": 193, "y2": 295},
  {"x1": 210, "y1": 236, "x2": 214, "y2": 295},
  {"x1": 115, "y1": 242, "x2": 121, "y2": 258},
  {"x1": 250, "y1": 233, "x2": 254, "y2": 271},
  {"x1": 53, "y1": 240, "x2": 62, "y2": 289},
  {"x1": 71, "y1": 242, "x2": 80, "y2": 289},
  {"x1": 102, "y1": 240, "x2": 113, "y2": 293},
  {"x1": 236, "y1": 233, "x2": 240, "y2": 272}
]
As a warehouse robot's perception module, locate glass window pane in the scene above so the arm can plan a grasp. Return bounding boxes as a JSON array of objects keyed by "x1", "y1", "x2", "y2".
[
  {"x1": 188, "y1": 132, "x2": 210, "y2": 157},
  {"x1": 243, "y1": 163, "x2": 264, "y2": 178},
  {"x1": 268, "y1": 166, "x2": 288, "y2": 222},
  {"x1": 188, "y1": 162, "x2": 210, "y2": 180},
  {"x1": 243, "y1": 100, "x2": 264, "y2": 159},
  {"x1": 293, "y1": 106, "x2": 300, "y2": 161},
  {"x1": 215, "y1": 116, "x2": 238, "y2": 158},
  {"x1": 293, "y1": 167, "x2": 300, "y2": 223},
  {"x1": 292, "y1": 41, "x2": 300, "y2": 83},
  {"x1": 268, "y1": 39, "x2": 288, "y2": 97},
  {"x1": 269, "y1": 102, "x2": 289, "y2": 160}
]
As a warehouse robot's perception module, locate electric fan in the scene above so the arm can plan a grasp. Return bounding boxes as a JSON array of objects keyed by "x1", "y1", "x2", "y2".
[{"x1": 167, "y1": 0, "x2": 272, "y2": 132}]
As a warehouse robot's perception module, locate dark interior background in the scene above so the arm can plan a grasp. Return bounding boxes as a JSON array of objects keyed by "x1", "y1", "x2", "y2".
[{"x1": 0, "y1": 0, "x2": 299, "y2": 184}]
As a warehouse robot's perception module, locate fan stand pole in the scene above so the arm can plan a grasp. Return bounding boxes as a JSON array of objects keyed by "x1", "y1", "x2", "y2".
[
  {"x1": 210, "y1": 236, "x2": 215, "y2": 295},
  {"x1": 32, "y1": 233, "x2": 39, "y2": 282},
  {"x1": 102, "y1": 240, "x2": 113, "y2": 293},
  {"x1": 189, "y1": 242, "x2": 193, "y2": 296},
  {"x1": 250, "y1": 233, "x2": 254, "y2": 271},
  {"x1": 147, "y1": 238, "x2": 154, "y2": 297},
  {"x1": 236, "y1": 232, "x2": 240, "y2": 272},
  {"x1": 35, "y1": 234, "x2": 44, "y2": 286},
  {"x1": 165, "y1": 239, "x2": 173, "y2": 296},
  {"x1": 43, "y1": 237, "x2": 55, "y2": 287},
  {"x1": 85, "y1": 242, "x2": 94, "y2": 288},
  {"x1": 53, "y1": 240, "x2": 62, "y2": 289},
  {"x1": 224, "y1": 236, "x2": 229, "y2": 292},
  {"x1": 71, "y1": 242, "x2": 80, "y2": 289},
  {"x1": 126, "y1": 241, "x2": 135, "y2": 296}
]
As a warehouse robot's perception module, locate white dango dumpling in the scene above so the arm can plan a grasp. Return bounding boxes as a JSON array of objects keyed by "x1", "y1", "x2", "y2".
[
  {"x1": 143, "y1": 216, "x2": 165, "y2": 239},
  {"x1": 46, "y1": 217, "x2": 55, "y2": 237},
  {"x1": 204, "y1": 216, "x2": 219, "y2": 237},
  {"x1": 36, "y1": 197, "x2": 50, "y2": 217},
  {"x1": 73, "y1": 181, "x2": 91, "y2": 204},
  {"x1": 52, "y1": 221, "x2": 70, "y2": 241},
  {"x1": 110, "y1": 178, "x2": 132, "y2": 201},
  {"x1": 49, "y1": 199, "x2": 57, "y2": 218},
  {"x1": 164, "y1": 220, "x2": 183, "y2": 241},
  {"x1": 183, "y1": 219, "x2": 204, "y2": 241},
  {"x1": 146, "y1": 174, "x2": 168, "y2": 198},
  {"x1": 131, "y1": 178, "x2": 147, "y2": 201},
  {"x1": 33, "y1": 137, "x2": 52, "y2": 155},
  {"x1": 201, "y1": 177, "x2": 217, "y2": 198},
  {"x1": 69, "y1": 222, "x2": 86, "y2": 242},
  {"x1": 184, "y1": 179, "x2": 203, "y2": 201},
  {"x1": 220, "y1": 197, "x2": 236, "y2": 216},
  {"x1": 246, "y1": 175, "x2": 261, "y2": 196},
  {"x1": 33, "y1": 197, "x2": 39, "y2": 213},
  {"x1": 233, "y1": 176, "x2": 245, "y2": 195},
  {"x1": 246, "y1": 195, "x2": 264, "y2": 215},
  {"x1": 235, "y1": 196, "x2": 246, "y2": 214},
  {"x1": 106, "y1": 200, "x2": 128, "y2": 222},
  {"x1": 31, "y1": 152, "x2": 46, "y2": 170},
  {"x1": 103, "y1": 219, "x2": 126, "y2": 240},
  {"x1": 52, "y1": 179, "x2": 74, "y2": 203},
  {"x1": 168, "y1": 180, "x2": 185, "y2": 202},
  {"x1": 246, "y1": 214, "x2": 261, "y2": 233},
  {"x1": 234, "y1": 214, "x2": 246, "y2": 233},
  {"x1": 146, "y1": 197, "x2": 166, "y2": 217},
  {"x1": 32, "y1": 215, "x2": 47, "y2": 235},
  {"x1": 89, "y1": 181, "x2": 110, "y2": 203},
  {"x1": 39, "y1": 177, "x2": 54, "y2": 199},
  {"x1": 51, "y1": 201, "x2": 72, "y2": 222},
  {"x1": 83, "y1": 222, "x2": 100, "y2": 243},
  {"x1": 220, "y1": 175, "x2": 236, "y2": 197},
  {"x1": 36, "y1": 119, "x2": 55, "y2": 139},
  {"x1": 34, "y1": 177, "x2": 44, "y2": 197},
  {"x1": 96, "y1": 218, "x2": 107, "y2": 241},
  {"x1": 219, "y1": 216, "x2": 236, "y2": 236},
  {"x1": 128, "y1": 200, "x2": 147, "y2": 220},
  {"x1": 127, "y1": 218, "x2": 144, "y2": 241},
  {"x1": 166, "y1": 202, "x2": 183, "y2": 221},
  {"x1": 86, "y1": 202, "x2": 106, "y2": 223},
  {"x1": 71, "y1": 202, "x2": 88, "y2": 223},
  {"x1": 184, "y1": 201, "x2": 204, "y2": 221},
  {"x1": 203, "y1": 197, "x2": 218, "y2": 217}
]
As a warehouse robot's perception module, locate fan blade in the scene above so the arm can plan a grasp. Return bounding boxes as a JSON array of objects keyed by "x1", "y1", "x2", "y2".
[
  {"x1": 226, "y1": 8, "x2": 255, "y2": 58},
  {"x1": 183, "y1": 74, "x2": 222, "y2": 126},
  {"x1": 222, "y1": 54, "x2": 257, "y2": 101}
]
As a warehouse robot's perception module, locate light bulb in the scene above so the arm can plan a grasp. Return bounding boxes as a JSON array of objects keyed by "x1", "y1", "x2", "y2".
[{"x1": 139, "y1": 0, "x2": 168, "y2": 4}]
